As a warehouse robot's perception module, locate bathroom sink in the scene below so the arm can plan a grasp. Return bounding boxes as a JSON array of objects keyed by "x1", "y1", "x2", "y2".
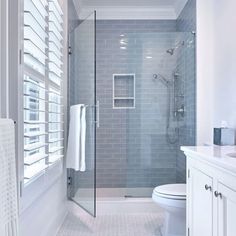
[{"x1": 226, "y1": 153, "x2": 236, "y2": 158}]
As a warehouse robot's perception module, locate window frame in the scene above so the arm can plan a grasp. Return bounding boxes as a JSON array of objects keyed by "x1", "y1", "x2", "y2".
[
  {"x1": 0, "y1": 0, "x2": 9, "y2": 118},
  {"x1": 19, "y1": 0, "x2": 66, "y2": 208}
]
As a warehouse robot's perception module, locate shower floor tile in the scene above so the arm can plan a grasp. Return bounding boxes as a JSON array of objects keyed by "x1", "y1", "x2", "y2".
[{"x1": 57, "y1": 210, "x2": 164, "y2": 236}]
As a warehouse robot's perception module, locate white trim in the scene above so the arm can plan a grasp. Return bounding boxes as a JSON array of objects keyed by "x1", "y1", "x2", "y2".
[
  {"x1": 79, "y1": 7, "x2": 177, "y2": 20},
  {"x1": 20, "y1": 159, "x2": 63, "y2": 212},
  {"x1": 19, "y1": 1, "x2": 68, "y2": 235},
  {"x1": 21, "y1": 0, "x2": 65, "y2": 186},
  {"x1": 113, "y1": 73, "x2": 135, "y2": 109},
  {"x1": 0, "y1": 0, "x2": 9, "y2": 118},
  {"x1": 74, "y1": 0, "x2": 188, "y2": 20},
  {"x1": 0, "y1": 1, "x2": 2, "y2": 116},
  {"x1": 18, "y1": 0, "x2": 25, "y2": 202},
  {"x1": 5, "y1": 0, "x2": 9, "y2": 119}
]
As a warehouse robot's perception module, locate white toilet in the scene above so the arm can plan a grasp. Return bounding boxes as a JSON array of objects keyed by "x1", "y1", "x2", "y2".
[{"x1": 152, "y1": 184, "x2": 186, "y2": 236}]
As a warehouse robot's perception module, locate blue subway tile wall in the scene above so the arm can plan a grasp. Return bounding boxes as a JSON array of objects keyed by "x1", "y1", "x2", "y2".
[{"x1": 96, "y1": 20, "x2": 178, "y2": 189}]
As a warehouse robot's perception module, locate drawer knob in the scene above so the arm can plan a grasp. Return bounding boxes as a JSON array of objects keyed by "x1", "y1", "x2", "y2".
[
  {"x1": 214, "y1": 191, "x2": 222, "y2": 198},
  {"x1": 205, "y1": 184, "x2": 212, "y2": 191}
]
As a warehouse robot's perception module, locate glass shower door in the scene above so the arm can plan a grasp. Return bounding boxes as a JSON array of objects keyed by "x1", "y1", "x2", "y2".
[{"x1": 68, "y1": 11, "x2": 97, "y2": 216}]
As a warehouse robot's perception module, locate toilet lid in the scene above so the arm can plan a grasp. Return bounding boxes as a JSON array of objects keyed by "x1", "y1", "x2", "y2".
[{"x1": 153, "y1": 184, "x2": 186, "y2": 198}]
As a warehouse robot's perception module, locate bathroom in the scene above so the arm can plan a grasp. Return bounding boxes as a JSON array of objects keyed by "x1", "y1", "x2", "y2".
[{"x1": 0, "y1": 0, "x2": 236, "y2": 236}]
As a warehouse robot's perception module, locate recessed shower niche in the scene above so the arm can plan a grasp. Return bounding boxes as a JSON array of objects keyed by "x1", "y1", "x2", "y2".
[{"x1": 113, "y1": 74, "x2": 135, "y2": 109}]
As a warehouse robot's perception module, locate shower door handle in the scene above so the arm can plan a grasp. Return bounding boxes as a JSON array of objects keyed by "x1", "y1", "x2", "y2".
[{"x1": 95, "y1": 100, "x2": 100, "y2": 128}]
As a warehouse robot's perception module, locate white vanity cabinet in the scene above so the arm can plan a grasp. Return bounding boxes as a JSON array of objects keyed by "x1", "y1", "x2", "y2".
[
  {"x1": 182, "y1": 146, "x2": 236, "y2": 236},
  {"x1": 217, "y1": 183, "x2": 236, "y2": 236},
  {"x1": 188, "y1": 167, "x2": 213, "y2": 236}
]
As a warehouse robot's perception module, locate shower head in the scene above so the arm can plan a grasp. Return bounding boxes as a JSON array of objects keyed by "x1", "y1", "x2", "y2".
[
  {"x1": 166, "y1": 41, "x2": 185, "y2": 56},
  {"x1": 166, "y1": 48, "x2": 175, "y2": 55},
  {"x1": 153, "y1": 74, "x2": 171, "y2": 87}
]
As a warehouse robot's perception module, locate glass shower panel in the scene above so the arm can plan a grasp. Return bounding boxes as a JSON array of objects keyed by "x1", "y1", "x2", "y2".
[
  {"x1": 68, "y1": 12, "x2": 96, "y2": 216},
  {"x1": 125, "y1": 32, "x2": 196, "y2": 197}
]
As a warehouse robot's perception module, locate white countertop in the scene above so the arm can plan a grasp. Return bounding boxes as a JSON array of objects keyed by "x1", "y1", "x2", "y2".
[{"x1": 181, "y1": 146, "x2": 236, "y2": 173}]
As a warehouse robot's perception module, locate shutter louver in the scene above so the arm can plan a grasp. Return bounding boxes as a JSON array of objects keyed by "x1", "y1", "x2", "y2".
[{"x1": 48, "y1": 0, "x2": 64, "y2": 165}]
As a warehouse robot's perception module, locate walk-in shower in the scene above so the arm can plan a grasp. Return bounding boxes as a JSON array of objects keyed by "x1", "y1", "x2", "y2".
[{"x1": 67, "y1": 0, "x2": 196, "y2": 217}]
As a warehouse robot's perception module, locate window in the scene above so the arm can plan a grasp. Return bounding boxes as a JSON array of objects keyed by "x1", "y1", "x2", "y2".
[{"x1": 23, "y1": 0, "x2": 64, "y2": 184}]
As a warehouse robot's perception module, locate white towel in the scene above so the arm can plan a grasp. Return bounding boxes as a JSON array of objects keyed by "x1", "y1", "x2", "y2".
[
  {"x1": 67, "y1": 105, "x2": 87, "y2": 171},
  {"x1": 0, "y1": 119, "x2": 19, "y2": 236},
  {"x1": 80, "y1": 106, "x2": 86, "y2": 171}
]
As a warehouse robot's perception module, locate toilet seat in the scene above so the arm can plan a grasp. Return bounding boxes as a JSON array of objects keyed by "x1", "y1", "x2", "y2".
[
  {"x1": 153, "y1": 184, "x2": 186, "y2": 200},
  {"x1": 152, "y1": 184, "x2": 187, "y2": 236}
]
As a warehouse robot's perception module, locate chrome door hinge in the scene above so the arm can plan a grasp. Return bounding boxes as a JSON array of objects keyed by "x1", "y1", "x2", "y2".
[
  {"x1": 188, "y1": 169, "x2": 190, "y2": 178},
  {"x1": 68, "y1": 46, "x2": 72, "y2": 55},
  {"x1": 19, "y1": 49, "x2": 22, "y2": 64},
  {"x1": 19, "y1": 181, "x2": 23, "y2": 198},
  {"x1": 68, "y1": 177, "x2": 72, "y2": 185}
]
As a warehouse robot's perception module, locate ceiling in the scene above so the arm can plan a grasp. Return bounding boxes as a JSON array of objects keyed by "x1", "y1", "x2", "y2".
[{"x1": 73, "y1": 0, "x2": 188, "y2": 20}]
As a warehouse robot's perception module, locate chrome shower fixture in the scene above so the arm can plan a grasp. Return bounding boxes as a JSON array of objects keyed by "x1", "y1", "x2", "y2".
[
  {"x1": 153, "y1": 73, "x2": 178, "y2": 144},
  {"x1": 173, "y1": 71, "x2": 180, "y2": 78},
  {"x1": 166, "y1": 48, "x2": 175, "y2": 56},
  {"x1": 153, "y1": 74, "x2": 171, "y2": 87},
  {"x1": 166, "y1": 41, "x2": 185, "y2": 55}
]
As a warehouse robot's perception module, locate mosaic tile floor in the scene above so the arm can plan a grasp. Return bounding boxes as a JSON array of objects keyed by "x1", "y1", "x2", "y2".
[{"x1": 57, "y1": 211, "x2": 164, "y2": 236}]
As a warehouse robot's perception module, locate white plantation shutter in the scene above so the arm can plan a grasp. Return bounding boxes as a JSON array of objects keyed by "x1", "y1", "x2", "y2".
[
  {"x1": 23, "y1": 0, "x2": 64, "y2": 184},
  {"x1": 48, "y1": 0, "x2": 64, "y2": 164}
]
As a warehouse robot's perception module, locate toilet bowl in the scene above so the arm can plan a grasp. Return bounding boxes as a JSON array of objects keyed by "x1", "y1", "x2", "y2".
[{"x1": 152, "y1": 184, "x2": 186, "y2": 236}]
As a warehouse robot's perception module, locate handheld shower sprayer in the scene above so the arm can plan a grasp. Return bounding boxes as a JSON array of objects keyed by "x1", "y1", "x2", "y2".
[
  {"x1": 152, "y1": 73, "x2": 178, "y2": 144},
  {"x1": 153, "y1": 74, "x2": 171, "y2": 87}
]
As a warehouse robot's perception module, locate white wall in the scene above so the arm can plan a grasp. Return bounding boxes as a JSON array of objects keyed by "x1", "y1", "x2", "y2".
[
  {"x1": 196, "y1": 0, "x2": 214, "y2": 144},
  {"x1": 196, "y1": 0, "x2": 236, "y2": 145},
  {"x1": 19, "y1": 171, "x2": 67, "y2": 236},
  {"x1": 213, "y1": 1, "x2": 236, "y2": 130}
]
